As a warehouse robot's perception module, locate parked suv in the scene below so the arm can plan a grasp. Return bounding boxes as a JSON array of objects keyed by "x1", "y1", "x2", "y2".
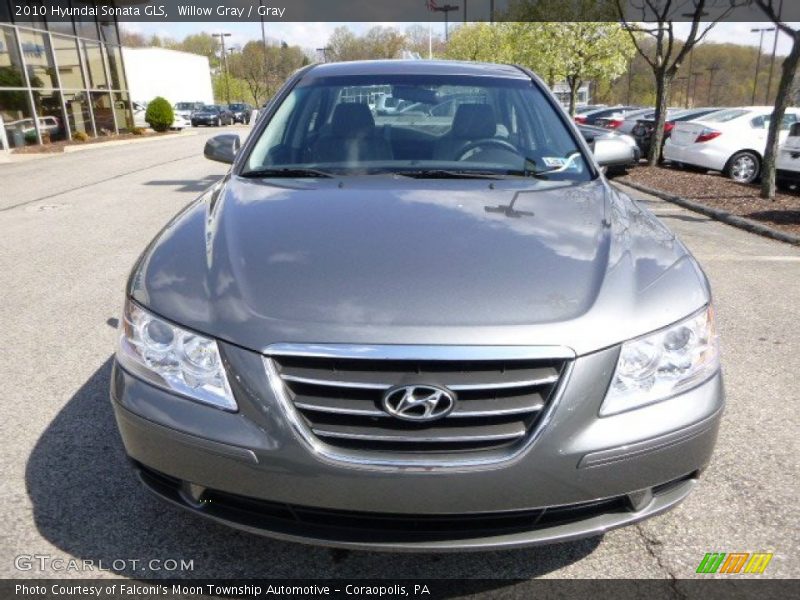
[
  {"x1": 228, "y1": 102, "x2": 253, "y2": 124},
  {"x1": 112, "y1": 60, "x2": 723, "y2": 551}
]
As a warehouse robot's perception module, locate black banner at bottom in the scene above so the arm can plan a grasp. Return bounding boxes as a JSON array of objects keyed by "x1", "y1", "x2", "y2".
[{"x1": 1, "y1": 579, "x2": 799, "y2": 600}]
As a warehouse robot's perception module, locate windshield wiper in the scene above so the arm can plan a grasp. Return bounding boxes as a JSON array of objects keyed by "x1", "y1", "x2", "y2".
[
  {"x1": 241, "y1": 167, "x2": 334, "y2": 178},
  {"x1": 397, "y1": 169, "x2": 507, "y2": 180}
]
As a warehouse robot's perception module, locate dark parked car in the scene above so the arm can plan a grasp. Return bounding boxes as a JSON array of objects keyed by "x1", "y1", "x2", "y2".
[
  {"x1": 112, "y1": 60, "x2": 722, "y2": 551},
  {"x1": 574, "y1": 105, "x2": 643, "y2": 126},
  {"x1": 191, "y1": 105, "x2": 234, "y2": 127},
  {"x1": 228, "y1": 102, "x2": 253, "y2": 124},
  {"x1": 632, "y1": 107, "x2": 721, "y2": 157}
]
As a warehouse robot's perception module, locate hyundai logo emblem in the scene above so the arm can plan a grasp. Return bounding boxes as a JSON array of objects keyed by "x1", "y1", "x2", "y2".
[{"x1": 381, "y1": 384, "x2": 456, "y2": 422}]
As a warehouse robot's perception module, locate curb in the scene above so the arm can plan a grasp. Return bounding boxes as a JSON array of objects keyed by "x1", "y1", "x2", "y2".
[
  {"x1": 63, "y1": 129, "x2": 197, "y2": 153},
  {"x1": 617, "y1": 180, "x2": 800, "y2": 247}
]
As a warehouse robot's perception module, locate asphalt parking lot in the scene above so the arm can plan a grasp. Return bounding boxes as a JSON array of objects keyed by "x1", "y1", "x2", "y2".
[{"x1": 0, "y1": 129, "x2": 798, "y2": 586}]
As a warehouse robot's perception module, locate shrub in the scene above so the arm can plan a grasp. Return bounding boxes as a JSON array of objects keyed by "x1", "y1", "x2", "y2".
[
  {"x1": 73, "y1": 131, "x2": 90, "y2": 142},
  {"x1": 145, "y1": 96, "x2": 174, "y2": 132}
]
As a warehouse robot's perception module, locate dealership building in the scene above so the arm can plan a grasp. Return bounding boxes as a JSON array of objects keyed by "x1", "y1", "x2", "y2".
[{"x1": 0, "y1": 0, "x2": 133, "y2": 148}]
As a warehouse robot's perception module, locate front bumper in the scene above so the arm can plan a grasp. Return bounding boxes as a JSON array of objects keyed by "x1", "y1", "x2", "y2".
[{"x1": 110, "y1": 343, "x2": 724, "y2": 550}]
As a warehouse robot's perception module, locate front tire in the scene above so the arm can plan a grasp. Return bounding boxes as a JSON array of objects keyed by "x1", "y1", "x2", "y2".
[{"x1": 726, "y1": 151, "x2": 760, "y2": 184}]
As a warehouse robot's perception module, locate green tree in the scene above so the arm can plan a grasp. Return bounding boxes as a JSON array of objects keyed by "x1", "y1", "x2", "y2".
[
  {"x1": 177, "y1": 33, "x2": 220, "y2": 68},
  {"x1": 547, "y1": 23, "x2": 635, "y2": 115},
  {"x1": 757, "y1": 0, "x2": 800, "y2": 200},
  {"x1": 616, "y1": 0, "x2": 743, "y2": 165},
  {"x1": 444, "y1": 23, "x2": 513, "y2": 62}
]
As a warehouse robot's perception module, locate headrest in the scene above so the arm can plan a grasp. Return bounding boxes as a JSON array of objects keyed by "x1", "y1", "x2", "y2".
[
  {"x1": 331, "y1": 103, "x2": 375, "y2": 137},
  {"x1": 451, "y1": 104, "x2": 497, "y2": 139}
]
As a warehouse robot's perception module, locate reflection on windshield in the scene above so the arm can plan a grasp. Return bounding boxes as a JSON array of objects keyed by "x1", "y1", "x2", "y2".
[{"x1": 244, "y1": 74, "x2": 592, "y2": 182}]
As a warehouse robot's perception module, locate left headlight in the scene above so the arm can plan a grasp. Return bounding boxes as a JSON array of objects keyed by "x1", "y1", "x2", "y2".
[
  {"x1": 601, "y1": 305, "x2": 719, "y2": 416},
  {"x1": 116, "y1": 299, "x2": 237, "y2": 411}
]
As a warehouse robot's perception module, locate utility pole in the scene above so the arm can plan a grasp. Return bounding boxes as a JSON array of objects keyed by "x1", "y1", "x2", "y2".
[
  {"x1": 690, "y1": 72, "x2": 702, "y2": 108},
  {"x1": 259, "y1": 0, "x2": 268, "y2": 99},
  {"x1": 675, "y1": 76, "x2": 688, "y2": 107},
  {"x1": 707, "y1": 65, "x2": 721, "y2": 105},
  {"x1": 751, "y1": 27, "x2": 775, "y2": 105},
  {"x1": 626, "y1": 57, "x2": 633, "y2": 105},
  {"x1": 213, "y1": 32, "x2": 232, "y2": 105},
  {"x1": 430, "y1": 4, "x2": 459, "y2": 41},
  {"x1": 684, "y1": 45, "x2": 695, "y2": 108}
]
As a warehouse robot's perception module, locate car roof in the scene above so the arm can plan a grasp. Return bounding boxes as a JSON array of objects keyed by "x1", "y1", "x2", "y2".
[{"x1": 305, "y1": 60, "x2": 529, "y2": 80}]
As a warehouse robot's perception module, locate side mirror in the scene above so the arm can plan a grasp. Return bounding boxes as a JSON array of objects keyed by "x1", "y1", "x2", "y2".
[{"x1": 204, "y1": 134, "x2": 240, "y2": 164}]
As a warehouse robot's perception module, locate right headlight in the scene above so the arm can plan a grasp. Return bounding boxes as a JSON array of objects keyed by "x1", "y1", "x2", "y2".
[
  {"x1": 116, "y1": 299, "x2": 237, "y2": 412},
  {"x1": 601, "y1": 305, "x2": 719, "y2": 416}
]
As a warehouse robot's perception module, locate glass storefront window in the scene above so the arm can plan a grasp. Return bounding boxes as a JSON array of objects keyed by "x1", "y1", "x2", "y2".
[
  {"x1": 99, "y1": 20, "x2": 119, "y2": 46},
  {"x1": 90, "y1": 91, "x2": 114, "y2": 133},
  {"x1": 73, "y1": 2, "x2": 100, "y2": 40},
  {"x1": 83, "y1": 40, "x2": 107, "y2": 89},
  {"x1": 0, "y1": 25, "x2": 25, "y2": 87},
  {"x1": 62, "y1": 91, "x2": 93, "y2": 137},
  {"x1": 112, "y1": 91, "x2": 132, "y2": 132},
  {"x1": 52, "y1": 34, "x2": 85, "y2": 90},
  {"x1": 0, "y1": 1, "x2": 11, "y2": 24},
  {"x1": 17, "y1": 29, "x2": 57, "y2": 88},
  {"x1": 31, "y1": 89, "x2": 68, "y2": 142},
  {"x1": 0, "y1": 89, "x2": 37, "y2": 147},
  {"x1": 105, "y1": 44, "x2": 124, "y2": 90},
  {"x1": 13, "y1": 1, "x2": 48, "y2": 30},
  {"x1": 48, "y1": 20, "x2": 77, "y2": 38}
]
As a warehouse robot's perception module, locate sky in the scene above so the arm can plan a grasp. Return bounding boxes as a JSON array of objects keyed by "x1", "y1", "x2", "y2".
[{"x1": 122, "y1": 21, "x2": 800, "y2": 57}]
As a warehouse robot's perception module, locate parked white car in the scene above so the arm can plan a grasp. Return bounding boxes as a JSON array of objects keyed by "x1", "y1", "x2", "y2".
[
  {"x1": 170, "y1": 114, "x2": 191, "y2": 130},
  {"x1": 776, "y1": 121, "x2": 800, "y2": 190},
  {"x1": 664, "y1": 106, "x2": 800, "y2": 183}
]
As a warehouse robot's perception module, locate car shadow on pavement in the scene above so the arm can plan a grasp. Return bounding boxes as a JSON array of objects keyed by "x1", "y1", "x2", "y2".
[
  {"x1": 144, "y1": 175, "x2": 222, "y2": 194},
  {"x1": 26, "y1": 357, "x2": 601, "y2": 584}
]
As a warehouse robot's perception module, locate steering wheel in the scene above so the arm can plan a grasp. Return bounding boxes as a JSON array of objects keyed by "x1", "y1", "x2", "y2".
[{"x1": 456, "y1": 138, "x2": 521, "y2": 161}]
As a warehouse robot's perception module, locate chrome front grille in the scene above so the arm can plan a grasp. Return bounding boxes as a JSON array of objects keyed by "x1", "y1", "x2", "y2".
[{"x1": 266, "y1": 345, "x2": 571, "y2": 462}]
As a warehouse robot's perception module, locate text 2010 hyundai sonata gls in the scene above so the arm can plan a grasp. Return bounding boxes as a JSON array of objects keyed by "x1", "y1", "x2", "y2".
[{"x1": 111, "y1": 60, "x2": 723, "y2": 551}]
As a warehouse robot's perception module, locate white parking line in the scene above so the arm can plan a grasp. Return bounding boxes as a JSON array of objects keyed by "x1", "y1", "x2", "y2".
[{"x1": 698, "y1": 255, "x2": 800, "y2": 262}]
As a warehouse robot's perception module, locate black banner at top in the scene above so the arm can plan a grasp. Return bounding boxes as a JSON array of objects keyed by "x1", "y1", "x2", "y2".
[{"x1": 0, "y1": 0, "x2": 796, "y2": 23}]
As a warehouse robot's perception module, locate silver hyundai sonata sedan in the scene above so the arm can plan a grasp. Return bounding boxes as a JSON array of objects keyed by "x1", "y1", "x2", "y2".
[{"x1": 111, "y1": 60, "x2": 723, "y2": 551}]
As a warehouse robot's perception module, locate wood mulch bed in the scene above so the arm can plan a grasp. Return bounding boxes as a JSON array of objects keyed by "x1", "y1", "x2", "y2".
[
  {"x1": 11, "y1": 130, "x2": 171, "y2": 154},
  {"x1": 618, "y1": 165, "x2": 800, "y2": 236}
]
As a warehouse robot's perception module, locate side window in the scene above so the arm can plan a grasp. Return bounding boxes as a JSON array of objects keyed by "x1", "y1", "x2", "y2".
[
  {"x1": 781, "y1": 113, "x2": 797, "y2": 130},
  {"x1": 751, "y1": 115, "x2": 766, "y2": 129}
]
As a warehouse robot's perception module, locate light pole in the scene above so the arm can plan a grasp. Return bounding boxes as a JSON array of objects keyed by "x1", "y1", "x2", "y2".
[
  {"x1": 765, "y1": 0, "x2": 784, "y2": 104},
  {"x1": 751, "y1": 27, "x2": 776, "y2": 105},
  {"x1": 213, "y1": 32, "x2": 232, "y2": 104}
]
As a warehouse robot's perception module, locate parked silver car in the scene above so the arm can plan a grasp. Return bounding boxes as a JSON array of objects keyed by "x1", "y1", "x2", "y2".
[{"x1": 112, "y1": 61, "x2": 723, "y2": 551}]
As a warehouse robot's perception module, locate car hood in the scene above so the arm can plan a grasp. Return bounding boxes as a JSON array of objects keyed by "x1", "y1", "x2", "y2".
[{"x1": 130, "y1": 177, "x2": 709, "y2": 355}]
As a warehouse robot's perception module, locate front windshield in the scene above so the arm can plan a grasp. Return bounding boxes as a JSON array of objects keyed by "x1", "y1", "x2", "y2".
[
  {"x1": 202, "y1": 105, "x2": 220, "y2": 111},
  {"x1": 243, "y1": 74, "x2": 592, "y2": 180},
  {"x1": 175, "y1": 103, "x2": 194, "y2": 110}
]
